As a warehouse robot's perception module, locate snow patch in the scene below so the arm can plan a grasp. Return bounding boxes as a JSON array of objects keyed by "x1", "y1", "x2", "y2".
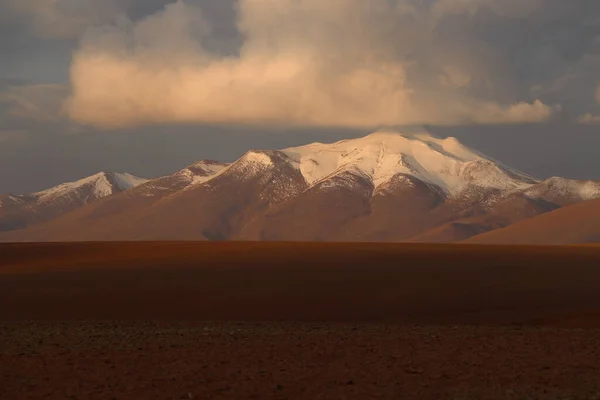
[
  {"x1": 224, "y1": 151, "x2": 276, "y2": 180},
  {"x1": 33, "y1": 172, "x2": 145, "y2": 204},
  {"x1": 111, "y1": 173, "x2": 148, "y2": 191},
  {"x1": 524, "y1": 177, "x2": 600, "y2": 202},
  {"x1": 317, "y1": 172, "x2": 369, "y2": 191},
  {"x1": 191, "y1": 174, "x2": 219, "y2": 186},
  {"x1": 243, "y1": 151, "x2": 274, "y2": 168},
  {"x1": 0, "y1": 195, "x2": 24, "y2": 208},
  {"x1": 188, "y1": 162, "x2": 228, "y2": 186},
  {"x1": 35, "y1": 173, "x2": 114, "y2": 202},
  {"x1": 162, "y1": 161, "x2": 230, "y2": 192},
  {"x1": 189, "y1": 161, "x2": 228, "y2": 176},
  {"x1": 282, "y1": 129, "x2": 537, "y2": 196}
]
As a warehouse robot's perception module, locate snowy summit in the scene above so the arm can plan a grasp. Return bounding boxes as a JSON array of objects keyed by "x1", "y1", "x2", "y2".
[{"x1": 281, "y1": 130, "x2": 538, "y2": 196}]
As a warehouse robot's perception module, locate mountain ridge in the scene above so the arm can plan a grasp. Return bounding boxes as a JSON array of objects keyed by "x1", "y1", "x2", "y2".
[
  {"x1": 1, "y1": 129, "x2": 599, "y2": 243},
  {"x1": 0, "y1": 172, "x2": 147, "y2": 232}
]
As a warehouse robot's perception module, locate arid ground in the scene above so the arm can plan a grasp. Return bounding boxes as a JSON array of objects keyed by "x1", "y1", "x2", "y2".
[{"x1": 2, "y1": 242, "x2": 600, "y2": 399}]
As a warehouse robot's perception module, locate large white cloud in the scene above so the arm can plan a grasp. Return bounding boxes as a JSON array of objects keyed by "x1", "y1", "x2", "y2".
[{"x1": 63, "y1": 0, "x2": 558, "y2": 129}]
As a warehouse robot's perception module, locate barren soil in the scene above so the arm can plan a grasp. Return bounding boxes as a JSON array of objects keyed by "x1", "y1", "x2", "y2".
[{"x1": 2, "y1": 242, "x2": 600, "y2": 399}]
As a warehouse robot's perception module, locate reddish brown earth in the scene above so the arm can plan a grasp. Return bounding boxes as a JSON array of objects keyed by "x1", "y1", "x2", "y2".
[
  {"x1": 466, "y1": 197, "x2": 600, "y2": 244},
  {"x1": 3, "y1": 242, "x2": 600, "y2": 399},
  {"x1": 4, "y1": 322, "x2": 600, "y2": 400}
]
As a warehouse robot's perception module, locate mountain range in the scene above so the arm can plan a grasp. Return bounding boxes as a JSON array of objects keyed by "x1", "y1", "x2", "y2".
[{"x1": 2, "y1": 130, "x2": 599, "y2": 244}]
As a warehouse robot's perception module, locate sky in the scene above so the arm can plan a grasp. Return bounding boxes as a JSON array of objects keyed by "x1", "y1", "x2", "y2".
[{"x1": 1, "y1": 0, "x2": 600, "y2": 194}]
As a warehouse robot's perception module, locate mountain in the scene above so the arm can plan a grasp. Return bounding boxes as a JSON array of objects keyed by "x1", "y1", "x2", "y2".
[
  {"x1": 1, "y1": 130, "x2": 599, "y2": 242},
  {"x1": 0, "y1": 172, "x2": 146, "y2": 232},
  {"x1": 464, "y1": 198, "x2": 600, "y2": 245},
  {"x1": 232, "y1": 131, "x2": 554, "y2": 241},
  {"x1": 128, "y1": 160, "x2": 228, "y2": 198},
  {"x1": 520, "y1": 177, "x2": 600, "y2": 206}
]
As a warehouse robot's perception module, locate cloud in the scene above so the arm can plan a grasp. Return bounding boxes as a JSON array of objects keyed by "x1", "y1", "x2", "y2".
[
  {"x1": 0, "y1": 83, "x2": 87, "y2": 136},
  {"x1": 62, "y1": 0, "x2": 562, "y2": 129},
  {"x1": 577, "y1": 84, "x2": 600, "y2": 124},
  {"x1": 0, "y1": 84, "x2": 68, "y2": 123},
  {"x1": 472, "y1": 100, "x2": 560, "y2": 124},
  {"x1": 7, "y1": 0, "x2": 130, "y2": 39},
  {"x1": 578, "y1": 113, "x2": 600, "y2": 124}
]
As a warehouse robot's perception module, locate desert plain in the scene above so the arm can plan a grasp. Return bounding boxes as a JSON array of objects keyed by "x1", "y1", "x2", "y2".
[{"x1": 2, "y1": 241, "x2": 600, "y2": 399}]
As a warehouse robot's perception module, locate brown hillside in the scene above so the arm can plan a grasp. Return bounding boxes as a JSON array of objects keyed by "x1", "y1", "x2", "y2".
[{"x1": 466, "y1": 198, "x2": 600, "y2": 244}]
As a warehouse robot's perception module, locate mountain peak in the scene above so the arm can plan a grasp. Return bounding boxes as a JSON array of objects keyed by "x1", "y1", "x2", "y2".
[
  {"x1": 187, "y1": 160, "x2": 229, "y2": 175},
  {"x1": 178, "y1": 160, "x2": 229, "y2": 185},
  {"x1": 280, "y1": 129, "x2": 536, "y2": 195},
  {"x1": 33, "y1": 172, "x2": 147, "y2": 203}
]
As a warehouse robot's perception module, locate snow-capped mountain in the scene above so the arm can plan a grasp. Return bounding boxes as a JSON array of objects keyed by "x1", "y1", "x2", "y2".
[
  {"x1": 2, "y1": 129, "x2": 600, "y2": 242},
  {"x1": 0, "y1": 172, "x2": 146, "y2": 232},
  {"x1": 281, "y1": 131, "x2": 537, "y2": 196},
  {"x1": 32, "y1": 172, "x2": 147, "y2": 204},
  {"x1": 131, "y1": 160, "x2": 228, "y2": 198},
  {"x1": 522, "y1": 177, "x2": 600, "y2": 206}
]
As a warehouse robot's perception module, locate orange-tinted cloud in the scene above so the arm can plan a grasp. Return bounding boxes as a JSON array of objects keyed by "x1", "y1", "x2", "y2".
[{"x1": 64, "y1": 0, "x2": 559, "y2": 129}]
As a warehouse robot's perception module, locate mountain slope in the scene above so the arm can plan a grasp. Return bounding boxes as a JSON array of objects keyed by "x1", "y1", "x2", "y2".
[
  {"x1": 2, "y1": 129, "x2": 600, "y2": 243},
  {"x1": 405, "y1": 194, "x2": 559, "y2": 243},
  {"x1": 0, "y1": 172, "x2": 146, "y2": 232},
  {"x1": 522, "y1": 177, "x2": 600, "y2": 206},
  {"x1": 128, "y1": 160, "x2": 228, "y2": 199},
  {"x1": 464, "y1": 198, "x2": 600, "y2": 245},
  {"x1": 0, "y1": 153, "x2": 303, "y2": 241},
  {"x1": 0, "y1": 160, "x2": 230, "y2": 241},
  {"x1": 233, "y1": 131, "x2": 584, "y2": 241}
]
